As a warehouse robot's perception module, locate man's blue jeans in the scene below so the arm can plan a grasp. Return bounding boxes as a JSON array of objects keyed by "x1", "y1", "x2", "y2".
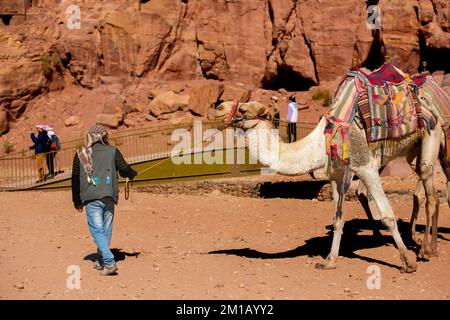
[{"x1": 85, "y1": 200, "x2": 116, "y2": 267}]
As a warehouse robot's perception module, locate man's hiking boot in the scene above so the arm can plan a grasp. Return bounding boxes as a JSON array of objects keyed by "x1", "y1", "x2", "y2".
[
  {"x1": 93, "y1": 259, "x2": 103, "y2": 271},
  {"x1": 100, "y1": 264, "x2": 118, "y2": 276}
]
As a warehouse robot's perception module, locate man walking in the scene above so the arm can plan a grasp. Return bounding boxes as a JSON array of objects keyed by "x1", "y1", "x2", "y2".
[{"x1": 72, "y1": 124, "x2": 137, "y2": 276}]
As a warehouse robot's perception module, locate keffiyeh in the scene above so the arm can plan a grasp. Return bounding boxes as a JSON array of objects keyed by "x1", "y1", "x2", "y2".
[{"x1": 77, "y1": 124, "x2": 109, "y2": 186}]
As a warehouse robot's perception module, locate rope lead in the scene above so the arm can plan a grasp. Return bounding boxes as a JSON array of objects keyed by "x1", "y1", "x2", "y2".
[{"x1": 125, "y1": 177, "x2": 130, "y2": 200}]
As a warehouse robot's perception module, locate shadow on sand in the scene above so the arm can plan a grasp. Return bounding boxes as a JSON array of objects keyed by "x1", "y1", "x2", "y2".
[
  {"x1": 83, "y1": 248, "x2": 141, "y2": 263},
  {"x1": 209, "y1": 218, "x2": 450, "y2": 271}
]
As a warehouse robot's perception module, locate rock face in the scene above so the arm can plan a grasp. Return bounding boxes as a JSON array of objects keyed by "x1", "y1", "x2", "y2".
[
  {"x1": 0, "y1": 106, "x2": 8, "y2": 135},
  {"x1": 0, "y1": 0, "x2": 449, "y2": 142}
]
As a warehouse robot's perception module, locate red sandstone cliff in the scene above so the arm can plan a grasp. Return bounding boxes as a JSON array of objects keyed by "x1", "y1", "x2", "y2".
[{"x1": 0, "y1": 0, "x2": 449, "y2": 152}]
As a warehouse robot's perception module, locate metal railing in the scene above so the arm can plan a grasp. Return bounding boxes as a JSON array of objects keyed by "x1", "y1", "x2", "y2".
[{"x1": 0, "y1": 120, "x2": 316, "y2": 190}]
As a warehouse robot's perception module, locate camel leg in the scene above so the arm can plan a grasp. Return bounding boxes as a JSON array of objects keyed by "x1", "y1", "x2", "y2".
[
  {"x1": 418, "y1": 130, "x2": 440, "y2": 259},
  {"x1": 356, "y1": 166, "x2": 417, "y2": 273},
  {"x1": 409, "y1": 180, "x2": 425, "y2": 245},
  {"x1": 316, "y1": 171, "x2": 353, "y2": 270},
  {"x1": 356, "y1": 182, "x2": 382, "y2": 237},
  {"x1": 404, "y1": 149, "x2": 425, "y2": 246}
]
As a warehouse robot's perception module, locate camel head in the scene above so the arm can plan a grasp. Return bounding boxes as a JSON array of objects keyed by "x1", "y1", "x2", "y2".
[
  {"x1": 225, "y1": 100, "x2": 272, "y2": 130},
  {"x1": 214, "y1": 101, "x2": 236, "y2": 121}
]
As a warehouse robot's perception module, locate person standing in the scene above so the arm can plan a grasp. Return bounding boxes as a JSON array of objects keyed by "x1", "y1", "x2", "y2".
[
  {"x1": 45, "y1": 126, "x2": 58, "y2": 179},
  {"x1": 31, "y1": 125, "x2": 49, "y2": 183},
  {"x1": 287, "y1": 95, "x2": 299, "y2": 143},
  {"x1": 72, "y1": 124, "x2": 137, "y2": 276}
]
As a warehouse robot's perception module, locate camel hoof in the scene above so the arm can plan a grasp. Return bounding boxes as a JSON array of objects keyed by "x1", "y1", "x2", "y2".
[
  {"x1": 315, "y1": 261, "x2": 336, "y2": 270},
  {"x1": 431, "y1": 243, "x2": 438, "y2": 257},
  {"x1": 418, "y1": 248, "x2": 432, "y2": 261},
  {"x1": 401, "y1": 264, "x2": 417, "y2": 274}
]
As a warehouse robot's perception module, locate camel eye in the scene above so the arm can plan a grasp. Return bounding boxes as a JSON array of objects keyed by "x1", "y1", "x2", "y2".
[{"x1": 217, "y1": 105, "x2": 223, "y2": 110}]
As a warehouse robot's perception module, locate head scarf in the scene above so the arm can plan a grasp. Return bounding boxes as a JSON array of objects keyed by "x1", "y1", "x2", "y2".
[
  {"x1": 45, "y1": 126, "x2": 55, "y2": 137},
  {"x1": 77, "y1": 124, "x2": 109, "y2": 186}
]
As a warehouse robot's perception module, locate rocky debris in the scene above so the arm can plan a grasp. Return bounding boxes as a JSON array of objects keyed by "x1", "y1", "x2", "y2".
[
  {"x1": 64, "y1": 116, "x2": 80, "y2": 127},
  {"x1": 149, "y1": 91, "x2": 190, "y2": 117},
  {"x1": 189, "y1": 82, "x2": 224, "y2": 116},
  {"x1": 168, "y1": 112, "x2": 194, "y2": 125},
  {"x1": 145, "y1": 114, "x2": 157, "y2": 122},
  {"x1": 124, "y1": 119, "x2": 136, "y2": 127},
  {"x1": 96, "y1": 113, "x2": 122, "y2": 129},
  {"x1": 14, "y1": 282, "x2": 24, "y2": 290},
  {"x1": 220, "y1": 83, "x2": 250, "y2": 103}
]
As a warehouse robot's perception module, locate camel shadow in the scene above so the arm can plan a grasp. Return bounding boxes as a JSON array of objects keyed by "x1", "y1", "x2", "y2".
[
  {"x1": 83, "y1": 248, "x2": 140, "y2": 263},
  {"x1": 413, "y1": 224, "x2": 450, "y2": 242},
  {"x1": 208, "y1": 218, "x2": 444, "y2": 271}
]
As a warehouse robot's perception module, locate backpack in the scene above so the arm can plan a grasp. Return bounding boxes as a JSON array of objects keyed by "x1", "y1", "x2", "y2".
[{"x1": 49, "y1": 135, "x2": 61, "y2": 151}]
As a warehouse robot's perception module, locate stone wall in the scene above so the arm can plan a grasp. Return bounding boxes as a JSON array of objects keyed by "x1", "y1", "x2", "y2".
[{"x1": 136, "y1": 179, "x2": 338, "y2": 201}]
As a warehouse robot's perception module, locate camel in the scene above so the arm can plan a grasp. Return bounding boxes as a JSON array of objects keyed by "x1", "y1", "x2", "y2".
[
  {"x1": 216, "y1": 74, "x2": 450, "y2": 250},
  {"x1": 222, "y1": 77, "x2": 446, "y2": 273},
  {"x1": 215, "y1": 98, "x2": 448, "y2": 244}
]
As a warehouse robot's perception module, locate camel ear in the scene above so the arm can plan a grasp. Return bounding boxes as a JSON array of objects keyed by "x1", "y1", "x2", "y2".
[{"x1": 257, "y1": 107, "x2": 272, "y2": 120}]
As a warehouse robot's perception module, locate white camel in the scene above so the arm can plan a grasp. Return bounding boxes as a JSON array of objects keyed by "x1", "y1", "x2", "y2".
[
  {"x1": 216, "y1": 96, "x2": 450, "y2": 246},
  {"x1": 222, "y1": 79, "x2": 444, "y2": 272}
]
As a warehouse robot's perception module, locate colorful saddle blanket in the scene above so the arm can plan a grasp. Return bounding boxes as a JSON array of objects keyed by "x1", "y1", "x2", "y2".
[
  {"x1": 325, "y1": 64, "x2": 438, "y2": 167},
  {"x1": 412, "y1": 73, "x2": 450, "y2": 127},
  {"x1": 354, "y1": 74, "x2": 427, "y2": 142},
  {"x1": 357, "y1": 63, "x2": 406, "y2": 86},
  {"x1": 411, "y1": 71, "x2": 429, "y2": 88}
]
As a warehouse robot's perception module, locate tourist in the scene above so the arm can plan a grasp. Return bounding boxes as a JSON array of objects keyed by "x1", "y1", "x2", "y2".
[{"x1": 30, "y1": 125, "x2": 49, "y2": 183}]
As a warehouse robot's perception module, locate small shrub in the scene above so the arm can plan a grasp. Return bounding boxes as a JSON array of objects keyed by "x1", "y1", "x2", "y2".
[
  {"x1": 41, "y1": 52, "x2": 63, "y2": 80},
  {"x1": 312, "y1": 88, "x2": 332, "y2": 107},
  {"x1": 3, "y1": 141, "x2": 14, "y2": 154}
]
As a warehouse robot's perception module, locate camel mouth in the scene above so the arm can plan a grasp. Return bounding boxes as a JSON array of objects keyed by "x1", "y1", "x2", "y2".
[{"x1": 230, "y1": 116, "x2": 261, "y2": 130}]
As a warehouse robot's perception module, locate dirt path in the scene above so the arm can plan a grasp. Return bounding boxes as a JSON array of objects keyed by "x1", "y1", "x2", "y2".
[{"x1": 0, "y1": 187, "x2": 449, "y2": 300}]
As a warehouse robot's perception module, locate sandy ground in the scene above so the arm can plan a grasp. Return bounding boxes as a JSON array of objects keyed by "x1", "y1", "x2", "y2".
[{"x1": 0, "y1": 182, "x2": 449, "y2": 300}]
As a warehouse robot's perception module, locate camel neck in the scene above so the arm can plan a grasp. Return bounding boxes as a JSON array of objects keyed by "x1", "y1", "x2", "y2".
[{"x1": 246, "y1": 118, "x2": 327, "y2": 175}]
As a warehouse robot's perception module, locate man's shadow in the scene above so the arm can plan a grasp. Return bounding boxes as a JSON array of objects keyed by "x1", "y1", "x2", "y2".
[
  {"x1": 208, "y1": 218, "x2": 450, "y2": 271},
  {"x1": 84, "y1": 248, "x2": 140, "y2": 263}
]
